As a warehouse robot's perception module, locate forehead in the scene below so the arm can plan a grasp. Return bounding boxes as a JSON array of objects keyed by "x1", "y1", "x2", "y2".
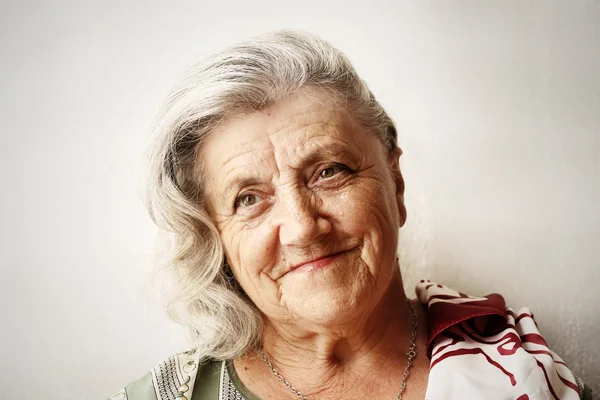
[
  {"x1": 198, "y1": 91, "x2": 380, "y2": 194},
  {"x1": 207, "y1": 92, "x2": 355, "y2": 151}
]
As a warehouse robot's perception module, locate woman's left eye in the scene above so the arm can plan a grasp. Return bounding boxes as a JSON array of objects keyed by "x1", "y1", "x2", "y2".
[{"x1": 319, "y1": 165, "x2": 346, "y2": 179}]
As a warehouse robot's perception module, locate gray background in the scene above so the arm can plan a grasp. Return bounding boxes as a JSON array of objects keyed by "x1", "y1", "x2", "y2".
[{"x1": 0, "y1": 1, "x2": 598, "y2": 398}]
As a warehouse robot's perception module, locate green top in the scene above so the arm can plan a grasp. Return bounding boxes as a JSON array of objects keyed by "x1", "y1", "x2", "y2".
[
  {"x1": 226, "y1": 360, "x2": 261, "y2": 400},
  {"x1": 110, "y1": 353, "x2": 264, "y2": 400},
  {"x1": 111, "y1": 353, "x2": 593, "y2": 400}
]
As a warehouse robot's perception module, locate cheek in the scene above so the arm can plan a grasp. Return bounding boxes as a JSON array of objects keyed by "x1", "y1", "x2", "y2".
[
  {"x1": 221, "y1": 221, "x2": 280, "y2": 295},
  {"x1": 321, "y1": 179, "x2": 400, "y2": 266},
  {"x1": 325, "y1": 178, "x2": 398, "y2": 236}
]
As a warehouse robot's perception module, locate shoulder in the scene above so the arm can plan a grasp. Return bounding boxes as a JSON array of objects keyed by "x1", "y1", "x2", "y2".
[
  {"x1": 107, "y1": 349, "x2": 224, "y2": 400},
  {"x1": 415, "y1": 280, "x2": 592, "y2": 400}
]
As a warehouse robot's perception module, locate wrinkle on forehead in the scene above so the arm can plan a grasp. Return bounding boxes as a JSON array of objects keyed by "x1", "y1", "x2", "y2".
[
  {"x1": 266, "y1": 115, "x2": 351, "y2": 170},
  {"x1": 264, "y1": 108, "x2": 345, "y2": 138},
  {"x1": 197, "y1": 93, "x2": 373, "y2": 214}
]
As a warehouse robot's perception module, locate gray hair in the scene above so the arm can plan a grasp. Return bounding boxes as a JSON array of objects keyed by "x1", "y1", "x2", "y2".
[{"x1": 145, "y1": 30, "x2": 398, "y2": 360}]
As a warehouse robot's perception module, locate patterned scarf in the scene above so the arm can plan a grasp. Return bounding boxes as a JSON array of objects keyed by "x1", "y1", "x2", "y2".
[{"x1": 417, "y1": 280, "x2": 583, "y2": 399}]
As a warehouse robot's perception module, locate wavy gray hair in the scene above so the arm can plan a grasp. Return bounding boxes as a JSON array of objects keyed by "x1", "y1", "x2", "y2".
[{"x1": 145, "y1": 30, "x2": 398, "y2": 360}]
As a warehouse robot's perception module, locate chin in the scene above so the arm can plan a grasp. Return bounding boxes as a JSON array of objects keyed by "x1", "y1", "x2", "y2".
[{"x1": 283, "y1": 285, "x2": 380, "y2": 327}]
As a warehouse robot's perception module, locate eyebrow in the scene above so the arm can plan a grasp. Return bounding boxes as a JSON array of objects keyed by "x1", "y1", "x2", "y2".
[
  {"x1": 297, "y1": 141, "x2": 360, "y2": 169},
  {"x1": 220, "y1": 176, "x2": 265, "y2": 205},
  {"x1": 218, "y1": 141, "x2": 361, "y2": 204}
]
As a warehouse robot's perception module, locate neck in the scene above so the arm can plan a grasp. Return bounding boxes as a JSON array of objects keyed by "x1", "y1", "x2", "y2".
[{"x1": 257, "y1": 271, "x2": 415, "y2": 396}]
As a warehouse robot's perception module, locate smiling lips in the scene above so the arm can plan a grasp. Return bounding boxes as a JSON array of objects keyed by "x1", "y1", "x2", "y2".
[{"x1": 289, "y1": 250, "x2": 349, "y2": 273}]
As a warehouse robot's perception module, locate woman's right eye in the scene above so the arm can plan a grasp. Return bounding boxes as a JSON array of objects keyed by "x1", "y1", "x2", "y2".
[{"x1": 235, "y1": 193, "x2": 262, "y2": 209}]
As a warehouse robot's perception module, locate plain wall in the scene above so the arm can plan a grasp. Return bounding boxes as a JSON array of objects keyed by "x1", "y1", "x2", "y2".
[{"x1": 0, "y1": 1, "x2": 598, "y2": 398}]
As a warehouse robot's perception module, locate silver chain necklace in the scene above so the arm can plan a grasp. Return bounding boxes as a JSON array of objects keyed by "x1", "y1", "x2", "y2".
[{"x1": 258, "y1": 299, "x2": 418, "y2": 400}]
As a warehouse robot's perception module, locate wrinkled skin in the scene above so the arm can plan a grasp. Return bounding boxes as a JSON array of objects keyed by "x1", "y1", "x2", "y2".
[
  {"x1": 201, "y1": 89, "x2": 406, "y2": 331},
  {"x1": 199, "y1": 89, "x2": 427, "y2": 399}
]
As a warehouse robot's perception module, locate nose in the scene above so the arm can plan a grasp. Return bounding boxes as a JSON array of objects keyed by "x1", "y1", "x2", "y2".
[{"x1": 276, "y1": 191, "x2": 332, "y2": 246}]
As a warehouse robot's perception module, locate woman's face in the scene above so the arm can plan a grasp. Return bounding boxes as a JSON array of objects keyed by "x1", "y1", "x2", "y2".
[{"x1": 200, "y1": 90, "x2": 406, "y2": 328}]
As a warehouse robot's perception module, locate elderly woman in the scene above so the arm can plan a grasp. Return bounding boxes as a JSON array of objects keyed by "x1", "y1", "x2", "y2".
[{"x1": 110, "y1": 31, "x2": 591, "y2": 400}]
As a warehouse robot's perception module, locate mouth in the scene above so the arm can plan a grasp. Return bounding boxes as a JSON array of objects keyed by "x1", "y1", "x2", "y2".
[{"x1": 288, "y1": 248, "x2": 354, "y2": 274}]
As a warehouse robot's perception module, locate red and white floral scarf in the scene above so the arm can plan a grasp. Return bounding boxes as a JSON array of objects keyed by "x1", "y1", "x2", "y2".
[{"x1": 417, "y1": 281, "x2": 583, "y2": 399}]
